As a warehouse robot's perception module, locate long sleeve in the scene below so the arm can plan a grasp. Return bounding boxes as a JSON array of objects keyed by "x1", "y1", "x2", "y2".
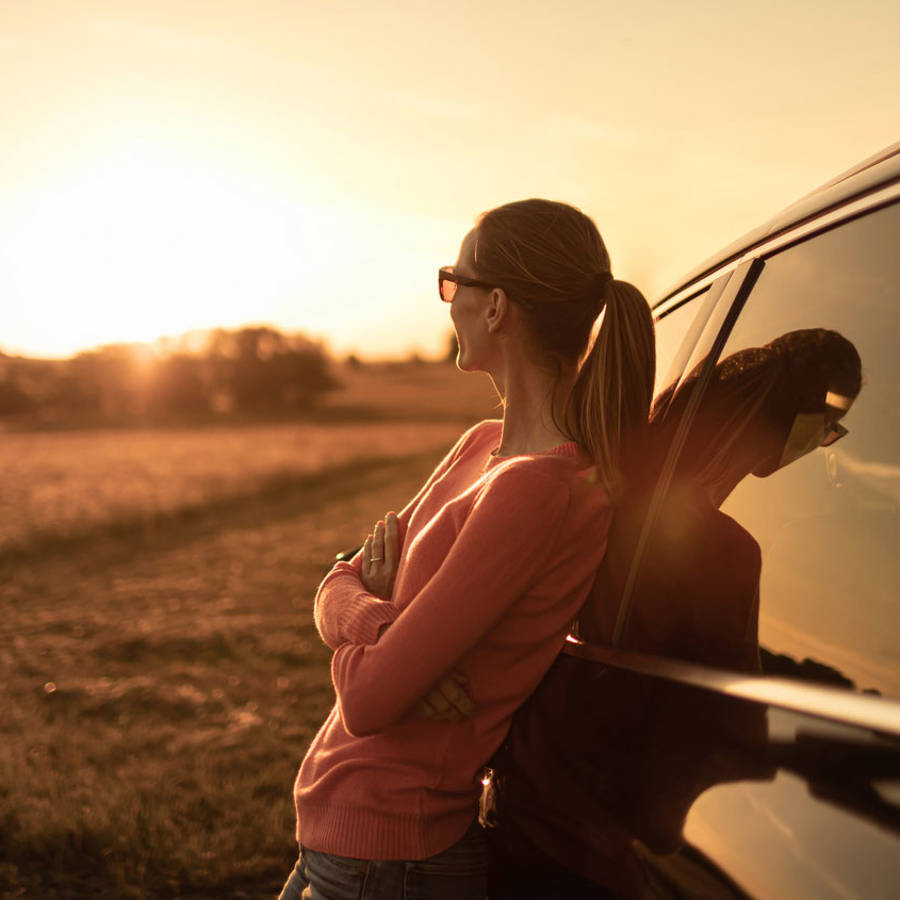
[
  {"x1": 314, "y1": 561, "x2": 400, "y2": 649},
  {"x1": 312, "y1": 423, "x2": 486, "y2": 650},
  {"x1": 331, "y1": 465, "x2": 573, "y2": 737}
]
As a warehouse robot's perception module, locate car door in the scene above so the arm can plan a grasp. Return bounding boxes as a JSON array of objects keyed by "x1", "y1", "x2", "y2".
[{"x1": 570, "y1": 193, "x2": 900, "y2": 897}]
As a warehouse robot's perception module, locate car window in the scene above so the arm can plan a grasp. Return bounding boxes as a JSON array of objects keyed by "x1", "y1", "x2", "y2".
[
  {"x1": 653, "y1": 289, "x2": 711, "y2": 397},
  {"x1": 710, "y1": 201, "x2": 900, "y2": 699}
]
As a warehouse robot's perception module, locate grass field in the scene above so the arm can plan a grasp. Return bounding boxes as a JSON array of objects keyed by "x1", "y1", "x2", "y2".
[
  {"x1": 0, "y1": 420, "x2": 470, "y2": 555},
  {"x1": 1, "y1": 363, "x2": 498, "y2": 898},
  {"x1": 0, "y1": 361, "x2": 500, "y2": 556}
]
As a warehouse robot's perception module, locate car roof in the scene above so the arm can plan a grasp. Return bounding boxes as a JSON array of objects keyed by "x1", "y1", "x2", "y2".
[{"x1": 655, "y1": 140, "x2": 900, "y2": 308}]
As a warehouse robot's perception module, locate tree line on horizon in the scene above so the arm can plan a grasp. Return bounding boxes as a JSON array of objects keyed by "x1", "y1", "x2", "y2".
[{"x1": 0, "y1": 326, "x2": 336, "y2": 423}]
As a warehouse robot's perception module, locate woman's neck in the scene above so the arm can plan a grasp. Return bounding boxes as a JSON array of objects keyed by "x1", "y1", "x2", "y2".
[{"x1": 492, "y1": 360, "x2": 576, "y2": 457}]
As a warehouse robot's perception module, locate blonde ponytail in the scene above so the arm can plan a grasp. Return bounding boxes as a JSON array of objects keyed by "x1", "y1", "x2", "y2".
[{"x1": 568, "y1": 279, "x2": 655, "y2": 498}]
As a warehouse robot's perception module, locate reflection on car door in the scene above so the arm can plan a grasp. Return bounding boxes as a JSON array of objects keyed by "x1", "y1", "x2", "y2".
[{"x1": 644, "y1": 200, "x2": 900, "y2": 898}]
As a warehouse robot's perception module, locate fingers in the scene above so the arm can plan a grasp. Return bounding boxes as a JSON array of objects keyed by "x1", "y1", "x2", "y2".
[
  {"x1": 361, "y1": 511, "x2": 400, "y2": 598},
  {"x1": 418, "y1": 682, "x2": 460, "y2": 721},
  {"x1": 366, "y1": 513, "x2": 397, "y2": 566},
  {"x1": 365, "y1": 512, "x2": 398, "y2": 565},
  {"x1": 384, "y1": 512, "x2": 399, "y2": 569},
  {"x1": 445, "y1": 671, "x2": 476, "y2": 717},
  {"x1": 425, "y1": 681, "x2": 454, "y2": 717},
  {"x1": 371, "y1": 520, "x2": 385, "y2": 563},
  {"x1": 419, "y1": 671, "x2": 474, "y2": 721},
  {"x1": 362, "y1": 522, "x2": 384, "y2": 568},
  {"x1": 416, "y1": 696, "x2": 442, "y2": 719}
]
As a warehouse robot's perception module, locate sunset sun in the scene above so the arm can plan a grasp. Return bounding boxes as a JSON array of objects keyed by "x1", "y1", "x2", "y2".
[{"x1": 4, "y1": 141, "x2": 322, "y2": 355}]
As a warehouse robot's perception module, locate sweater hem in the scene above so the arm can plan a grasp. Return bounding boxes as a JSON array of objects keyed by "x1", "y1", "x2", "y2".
[{"x1": 297, "y1": 801, "x2": 477, "y2": 860}]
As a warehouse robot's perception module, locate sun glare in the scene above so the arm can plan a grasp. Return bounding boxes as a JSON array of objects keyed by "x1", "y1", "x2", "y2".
[{"x1": 2, "y1": 142, "x2": 334, "y2": 357}]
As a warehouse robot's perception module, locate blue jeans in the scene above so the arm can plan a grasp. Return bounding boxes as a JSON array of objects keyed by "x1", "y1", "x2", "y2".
[{"x1": 277, "y1": 819, "x2": 487, "y2": 900}]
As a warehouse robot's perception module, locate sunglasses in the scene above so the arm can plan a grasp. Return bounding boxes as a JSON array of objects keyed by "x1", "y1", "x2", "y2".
[
  {"x1": 821, "y1": 422, "x2": 849, "y2": 447},
  {"x1": 438, "y1": 266, "x2": 495, "y2": 303}
]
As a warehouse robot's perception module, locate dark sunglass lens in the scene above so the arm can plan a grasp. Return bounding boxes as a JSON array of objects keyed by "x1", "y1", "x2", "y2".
[{"x1": 821, "y1": 424, "x2": 849, "y2": 447}]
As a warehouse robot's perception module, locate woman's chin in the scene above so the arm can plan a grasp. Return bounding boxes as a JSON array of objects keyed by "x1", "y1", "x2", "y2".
[{"x1": 455, "y1": 346, "x2": 492, "y2": 376}]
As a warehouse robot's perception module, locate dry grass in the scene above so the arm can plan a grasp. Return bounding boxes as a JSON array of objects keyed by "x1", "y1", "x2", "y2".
[
  {"x1": 1, "y1": 451, "x2": 452, "y2": 898},
  {"x1": 0, "y1": 362, "x2": 499, "y2": 898},
  {"x1": 0, "y1": 421, "x2": 466, "y2": 554},
  {"x1": 0, "y1": 363, "x2": 500, "y2": 554},
  {"x1": 321, "y1": 361, "x2": 501, "y2": 422}
]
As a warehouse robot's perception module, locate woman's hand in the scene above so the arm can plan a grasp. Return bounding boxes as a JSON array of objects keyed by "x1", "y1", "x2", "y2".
[
  {"x1": 363, "y1": 512, "x2": 474, "y2": 722},
  {"x1": 415, "y1": 670, "x2": 476, "y2": 722},
  {"x1": 360, "y1": 511, "x2": 400, "y2": 599}
]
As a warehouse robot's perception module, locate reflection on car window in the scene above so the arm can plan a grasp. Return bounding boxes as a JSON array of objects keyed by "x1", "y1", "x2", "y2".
[
  {"x1": 695, "y1": 202, "x2": 899, "y2": 699},
  {"x1": 583, "y1": 328, "x2": 862, "y2": 679}
]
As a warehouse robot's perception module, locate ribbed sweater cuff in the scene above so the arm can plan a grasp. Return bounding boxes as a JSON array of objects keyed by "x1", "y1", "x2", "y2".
[{"x1": 339, "y1": 596, "x2": 400, "y2": 645}]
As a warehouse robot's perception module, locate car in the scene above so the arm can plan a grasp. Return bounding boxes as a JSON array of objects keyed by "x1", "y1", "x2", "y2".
[{"x1": 558, "y1": 140, "x2": 900, "y2": 898}]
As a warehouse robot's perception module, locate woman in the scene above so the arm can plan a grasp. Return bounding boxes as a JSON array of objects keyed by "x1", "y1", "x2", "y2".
[
  {"x1": 278, "y1": 199, "x2": 655, "y2": 899},
  {"x1": 483, "y1": 328, "x2": 862, "y2": 899}
]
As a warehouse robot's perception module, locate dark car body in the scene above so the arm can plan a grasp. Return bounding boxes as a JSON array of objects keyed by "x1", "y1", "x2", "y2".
[{"x1": 566, "y1": 142, "x2": 900, "y2": 898}]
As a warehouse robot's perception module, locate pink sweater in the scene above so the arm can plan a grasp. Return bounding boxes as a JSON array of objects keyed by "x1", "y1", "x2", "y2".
[{"x1": 294, "y1": 419, "x2": 612, "y2": 859}]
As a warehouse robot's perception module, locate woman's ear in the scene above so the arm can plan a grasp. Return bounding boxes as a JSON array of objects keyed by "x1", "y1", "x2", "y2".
[{"x1": 485, "y1": 288, "x2": 510, "y2": 335}]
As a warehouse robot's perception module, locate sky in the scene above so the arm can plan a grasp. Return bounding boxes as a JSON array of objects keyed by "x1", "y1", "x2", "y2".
[{"x1": 1, "y1": 0, "x2": 898, "y2": 360}]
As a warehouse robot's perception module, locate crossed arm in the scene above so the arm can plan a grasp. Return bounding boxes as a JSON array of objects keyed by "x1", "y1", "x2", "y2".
[
  {"x1": 327, "y1": 468, "x2": 572, "y2": 737},
  {"x1": 316, "y1": 511, "x2": 477, "y2": 722},
  {"x1": 312, "y1": 428, "x2": 471, "y2": 650},
  {"x1": 313, "y1": 428, "x2": 483, "y2": 721}
]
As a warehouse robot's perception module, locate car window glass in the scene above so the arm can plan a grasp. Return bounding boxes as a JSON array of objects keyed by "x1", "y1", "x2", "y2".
[
  {"x1": 651, "y1": 264, "x2": 762, "y2": 421},
  {"x1": 712, "y1": 202, "x2": 900, "y2": 699},
  {"x1": 653, "y1": 289, "x2": 711, "y2": 397}
]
